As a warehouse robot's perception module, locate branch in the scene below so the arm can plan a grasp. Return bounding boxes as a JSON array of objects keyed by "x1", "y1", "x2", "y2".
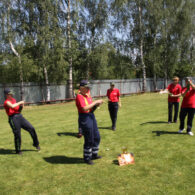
[{"x1": 9, "y1": 40, "x2": 20, "y2": 58}]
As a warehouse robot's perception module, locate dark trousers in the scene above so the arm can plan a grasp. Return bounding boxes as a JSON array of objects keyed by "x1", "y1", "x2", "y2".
[
  {"x1": 108, "y1": 102, "x2": 118, "y2": 128},
  {"x1": 179, "y1": 108, "x2": 195, "y2": 132},
  {"x1": 78, "y1": 117, "x2": 82, "y2": 134},
  {"x1": 79, "y1": 113, "x2": 100, "y2": 161},
  {"x1": 168, "y1": 102, "x2": 179, "y2": 122},
  {"x1": 8, "y1": 114, "x2": 39, "y2": 153}
]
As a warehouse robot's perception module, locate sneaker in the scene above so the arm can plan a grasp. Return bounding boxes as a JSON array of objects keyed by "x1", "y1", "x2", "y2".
[
  {"x1": 168, "y1": 121, "x2": 172, "y2": 124},
  {"x1": 112, "y1": 126, "x2": 116, "y2": 131},
  {"x1": 92, "y1": 155, "x2": 102, "y2": 160},
  {"x1": 84, "y1": 160, "x2": 94, "y2": 165},
  {"x1": 178, "y1": 129, "x2": 185, "y2": 134},
  {"x1": 188, "y1": 132, "x2": 194, "y2": 136}
]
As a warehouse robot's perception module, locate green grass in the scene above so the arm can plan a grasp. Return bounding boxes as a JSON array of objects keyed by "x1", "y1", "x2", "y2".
[{"x1": 0, "y1": 93, "x2": 195, "y2": 195}]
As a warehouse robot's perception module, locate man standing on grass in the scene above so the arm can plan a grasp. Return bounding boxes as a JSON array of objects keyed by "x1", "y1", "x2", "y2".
[
  {"x1": 160, "y1": 77, "x2": 182, "y2": 123},
  {"x1": 107, "y1": 82, "x2": 121, "y2": 130},
  {"x1": 75, "y1": 80, "x2": 103, "y2": 165},
  {"x1": 178, "y1": 78, "x2": 195, "y2": 136},
  {"x1": 4, "y1": 88, "x2": 40, "y2": 154}
]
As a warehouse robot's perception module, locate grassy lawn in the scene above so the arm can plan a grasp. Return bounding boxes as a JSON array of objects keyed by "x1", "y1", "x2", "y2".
[{"x1": 0, "y1": 93, "x2": 194, "y2": 195}]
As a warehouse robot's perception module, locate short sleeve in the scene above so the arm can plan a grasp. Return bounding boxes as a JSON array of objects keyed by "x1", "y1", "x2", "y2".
[
  {"x1": 167, "y1": 84, "x2": 171, "y2": 90},
  {"x1": 181, "y1": 87, "x2": 187, "y2": 94},
  {"x1": 118, "y1": 89, "x2": 120, "y2": 97},
  {"x1": 76, "y1": 94, "x2": 86, "y2": 108},
  {"x1": 106, "y1": 89, "x2": 109, "y2": 97}
]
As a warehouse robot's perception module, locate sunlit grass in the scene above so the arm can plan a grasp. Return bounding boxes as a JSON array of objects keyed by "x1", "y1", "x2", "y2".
[{"x1": 0, "y1": 93, "x2": 194, "y2": 195}]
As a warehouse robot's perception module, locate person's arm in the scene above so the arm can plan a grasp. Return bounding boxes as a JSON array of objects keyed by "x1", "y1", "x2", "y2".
[
  {"x1": 118, "y1": 97, "x2": 121, "y2": 107},
  {"x1": 159, "y1": 89, "x2": 169, "y2": 94},
  {"x1": 181, "y1": 87, "x2": 189, "y2": 97},
  {"x1": 6, "y1": 101, "x2": 24, "y2": 109},
  {"x1": 189, "y1": 81, "x2": 195, "y2": 90},
  {"x1": 170, "y1": 94, "x2": 181, "y2": 98},
  {"x1": 82, "y1": 99, "x2": 103, "y2": 111}
]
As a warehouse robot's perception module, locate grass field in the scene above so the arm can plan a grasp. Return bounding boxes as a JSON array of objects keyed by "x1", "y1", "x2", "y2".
[{"x1": 0, "y1": 93, "x2": 195, "y2": 195}]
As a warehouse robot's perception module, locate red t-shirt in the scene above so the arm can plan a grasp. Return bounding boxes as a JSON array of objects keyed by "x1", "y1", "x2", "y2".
[
  {"x1": 167, "y1": 83, "x2": 182, "y2": 102},
  {"x1": 107, "y1": 88, "x2": 120, "y2": 102},
  {"x1": 181, "y1": 87, "x2": 195, "y2": 108},
  {"x1": 76, "y1": 93, "x2": 93, "y2": 113},
  {"x1": 4, "y1": 98, "x2": 20, "y2": 116}
]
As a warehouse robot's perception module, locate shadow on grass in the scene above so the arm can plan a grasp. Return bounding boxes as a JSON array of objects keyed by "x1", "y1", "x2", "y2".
[
  {"x1": 43, "y1": 156, "x2": 84, "y2": 164},
  {"x1": 152, "y1": 130, "x2": 186, "y2": 136},
  {"x1": 57, "y1": 132, "x2": 78, "y2": 137},
  {"x1": 98, "y1": 127, "x2": 112, "y2": 130},
  {"x1": 112, "y1": 160, "x2": 119, "y2": 166},
  {"x1": 140, "y1": 121, "x2": 168, "y2": 125},
  {"x1": 0, "y1": 148, "x2": 36, "y2": 155}
]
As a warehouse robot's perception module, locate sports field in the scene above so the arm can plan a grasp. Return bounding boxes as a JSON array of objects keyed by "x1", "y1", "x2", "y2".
[{"x1": 0, "y1": 93, "x2": 194, "y2": 195}]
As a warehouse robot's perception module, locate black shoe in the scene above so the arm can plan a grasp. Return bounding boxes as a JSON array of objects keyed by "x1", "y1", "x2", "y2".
[
  {"x1": 92, "y1": 155, "x2": 102, "y2": 160},
  {"x1": 174, "y1": 121, "x2": 177, "y2": 123},
  {"x1": 168, "y1": 121, "x2": 172, "y2": 124},
  {"x1": 84, "y1": 160, "x2": 94, "y2": 165},
  {"x1": 16, "y1": 151, "x2": 22, "y2": 155},
  {"x1": 112, "y1": 127, "x2": 116, "y2": 131}
]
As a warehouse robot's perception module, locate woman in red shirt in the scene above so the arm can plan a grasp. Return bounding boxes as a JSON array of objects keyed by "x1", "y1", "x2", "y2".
[
  {"x1": 178, "y1": 78, "x2": 195, "y2": 136},
  {"x1": 4, "y1": 88, "x2": 40, "y2": 154},
  {"x1": 160, "y1": 77, "x2": 182, "y2": 123},
  {"x1": 107, "y1": 82, "x2": 121, "y2": 130}
]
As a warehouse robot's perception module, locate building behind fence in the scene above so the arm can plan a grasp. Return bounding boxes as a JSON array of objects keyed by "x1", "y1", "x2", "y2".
[{"x1": 0, "y1": 78, "x2": 194, "y2": 105}]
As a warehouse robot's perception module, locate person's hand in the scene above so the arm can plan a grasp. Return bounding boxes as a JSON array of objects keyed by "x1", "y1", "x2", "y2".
[
  {"x1": 96, "y1": 99, "x2": 103, "y2": 106},
  {"x1": 119, "y1": 102, "x2": 122, "y2": 107},
  {"x1": 189, "y1": 80, "x2": 193, "y2": 86},
  {"x1": 20, "y1": 101, "x2": 24, "y2": 105}
]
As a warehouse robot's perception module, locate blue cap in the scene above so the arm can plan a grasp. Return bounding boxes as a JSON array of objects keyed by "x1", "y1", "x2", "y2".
[
  {"x1": 80, "y1": 80, "x2": 90, "y2": 87},
  {"x1": 4, "y1": 88, "x2": 14, "y2": 95}
]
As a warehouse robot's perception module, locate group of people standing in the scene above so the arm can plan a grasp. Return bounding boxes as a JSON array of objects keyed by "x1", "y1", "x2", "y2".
[
  {"x1": 2, "y1": 77, "x2": 195, "y2": 165},
  {"x1": 162, "y1": 77, "x2": 195, "y2": 136}
]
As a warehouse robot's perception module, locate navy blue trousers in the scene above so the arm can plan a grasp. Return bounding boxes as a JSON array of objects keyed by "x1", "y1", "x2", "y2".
[
  {"x1": 9, "y1": 113, "x2": 39, "y2": 153},
  {"x1": 79, "y1": 113, "x2": 100, "y2": 161},
  {"x1": 108, "y1": 102, "x2": 118, "y2": 128}
]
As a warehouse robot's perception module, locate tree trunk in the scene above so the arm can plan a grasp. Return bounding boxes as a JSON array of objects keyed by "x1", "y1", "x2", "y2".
[
  {"x1": 43, "y1": 64, "x2": 50, "y2": 101},
  {"x1": 153, "y1": 32, "x2": 157, "y2": 91},
  {"x1": 138, "y1": 2, "x2": 146, "y2": 92},
  {"x1": 67, "y1": 0, "x2": 73, "y2": 98},
  {"x1": 9, "y1": 41, "x2": 24, "y2": 100}
]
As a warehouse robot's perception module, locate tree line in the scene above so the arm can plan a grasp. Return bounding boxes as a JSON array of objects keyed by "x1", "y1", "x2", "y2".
[{"x1": 0, "y1": 0, "x2": 194, "y2": 99}]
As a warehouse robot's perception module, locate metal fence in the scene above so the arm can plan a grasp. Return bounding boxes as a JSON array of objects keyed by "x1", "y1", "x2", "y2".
[{"x1": 0, "y1": 78, "x2": 194, "y2": 105}]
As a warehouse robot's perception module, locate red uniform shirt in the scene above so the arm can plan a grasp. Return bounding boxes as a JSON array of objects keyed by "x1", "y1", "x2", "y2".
[
  {"x1": 4, "y1": 98, "x2": 20, "y2": 116},
  {"x1": 181, "y1": 87, "x2": 195, "y2": 108},
  {"x1": 76, "y1": 93, "x2": 93, "y2": 113},
  {"x1": 107, "y1": 88, "x2": 120, "y2": 102},
  {"x1": 167, "y1": 83, "x2": 182, "y2": 102}
]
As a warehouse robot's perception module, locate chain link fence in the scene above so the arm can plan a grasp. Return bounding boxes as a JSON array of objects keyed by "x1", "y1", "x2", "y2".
[{"x1": 0, "y1": 78, "x2": 194, "y2": 105}]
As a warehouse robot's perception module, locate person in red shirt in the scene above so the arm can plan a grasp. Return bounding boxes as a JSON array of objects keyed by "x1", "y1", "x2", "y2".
[
  {"x1": 178, "y1": 78, "x2": 195, "y2": 136},
  {"x1": 4, "y1": 88, "x2": 40, "y2": 154},
  {"x1": 107, "y1": 82, "x2": 121, "y2": 130},
  {"x1": 76, "y1": 80, "x2": 103, "y2": 165},
  {"x1": 161, "y1": 77, "x2": 182, "y2": 123},
  {"x1": 75, "y1": 89, "x2": 91, "y2": 138}
]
